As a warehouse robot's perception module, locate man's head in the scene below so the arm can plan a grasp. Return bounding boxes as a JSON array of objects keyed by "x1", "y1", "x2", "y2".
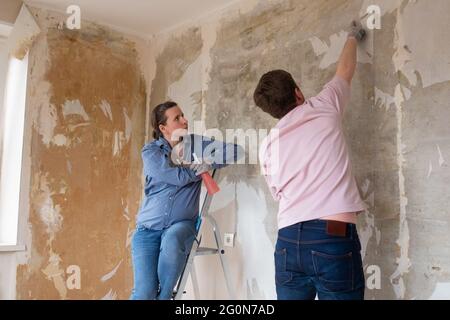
[
  {"x1": 253, "y1": 70, "x2": 305, "y2": 119},
  {"x1": 151, "y1": 101, "x2": 188, "y2": 143}
]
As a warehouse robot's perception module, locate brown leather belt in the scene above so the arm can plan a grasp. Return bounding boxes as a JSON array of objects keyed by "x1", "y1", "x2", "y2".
[{"x1": 326, "y1": 220, "x2": 349, "y2": 237}]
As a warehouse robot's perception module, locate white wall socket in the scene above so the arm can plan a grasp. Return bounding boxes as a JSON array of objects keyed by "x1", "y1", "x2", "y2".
[{"x1": 224, "y1": 232, "x2": 235, "y2": 247}]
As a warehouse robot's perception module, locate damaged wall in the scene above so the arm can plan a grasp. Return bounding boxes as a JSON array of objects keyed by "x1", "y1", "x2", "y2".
[
  {"x1": 147, "y1": 0, "x2": 450, "y2": 300},
  {"x1": 0, "y1": 0, "x2": 448, "y2": 300},
  {"x1": 6, "y1": 7, "x2": 147, "y2": 299}
]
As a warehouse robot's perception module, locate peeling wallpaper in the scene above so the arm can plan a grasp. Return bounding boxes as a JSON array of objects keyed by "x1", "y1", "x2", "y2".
[
  {"x1": 14, "y1": 8, "x2": 146, "y2": 299},
  {"x1": 146, "y1": 0, "x2": 450, "y2": 300},
  {"x1": 3, "y1": 0, "x2": 449, "y2": 300}
]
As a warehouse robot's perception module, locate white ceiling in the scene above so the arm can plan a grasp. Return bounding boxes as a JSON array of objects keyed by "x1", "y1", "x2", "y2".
[{"x1": 24, "y1": 0, "x2": 238, "y2": 37}]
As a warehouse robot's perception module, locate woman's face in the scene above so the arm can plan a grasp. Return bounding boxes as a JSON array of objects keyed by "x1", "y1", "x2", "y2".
[{"x1": 159, "y1": 106, "x2": 188, "y2": 142}]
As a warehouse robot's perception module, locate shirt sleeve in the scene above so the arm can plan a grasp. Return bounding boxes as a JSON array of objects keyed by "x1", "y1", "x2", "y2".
[
  {"x1": 259, "y1": 138, "x2": 281, "y2": 202},
  {"x1": 263, "y1": 174, "x2": 281, "y2": 202},
  {"x1": 315, "y1": 75, "x2": 351, "y2": 115},
  {"x1": 206, "y1": 140, "x2": 245, "y2": 170},
  {"x1": 142, "y1": 147, "x2": 201, "y2": 187},
  {"x1": 186, "y1": 135, "x2": 245, "y2": 169}
]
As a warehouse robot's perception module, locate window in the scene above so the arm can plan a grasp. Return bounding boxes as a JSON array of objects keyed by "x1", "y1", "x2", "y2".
[{"x1": 0, "y1": 23, "x2": 29, "y2": 245}]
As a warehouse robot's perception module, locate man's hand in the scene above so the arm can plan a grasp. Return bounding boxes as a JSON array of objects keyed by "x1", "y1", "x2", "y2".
[
  {"x1": 348, "y1": 20, "x2": 366, "y2": 42},
  {"x1": 336, "y1": 21, "x2": 366, "y2": 85}
]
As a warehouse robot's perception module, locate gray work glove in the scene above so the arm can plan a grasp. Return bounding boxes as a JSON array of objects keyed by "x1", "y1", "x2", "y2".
[
  {"x1": 190, "y1": 162, "x2": 212, "y2": 176},
  {"x1": 348, "y1": 20, "x2": 366, "y2": 42}
]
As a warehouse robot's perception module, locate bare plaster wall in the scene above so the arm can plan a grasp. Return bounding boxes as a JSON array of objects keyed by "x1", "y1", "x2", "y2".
[
  {"x1": 147, "y1": 0, "x2": 450, "y2": 300},
  {"x1": 1, "y1": 0, "x2": 448, "y2": 300},
  {"x1": 10, "y1": 7, "x2": 147, "y2": 299}
]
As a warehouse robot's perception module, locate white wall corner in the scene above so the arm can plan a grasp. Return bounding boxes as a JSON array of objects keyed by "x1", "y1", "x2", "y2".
[{"x1": 7, "y1": 4, "x2": 41, "y2": 60}]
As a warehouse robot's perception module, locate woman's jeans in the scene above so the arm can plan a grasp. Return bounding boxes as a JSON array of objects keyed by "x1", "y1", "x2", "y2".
[
  {"x1": 275, "y1": 219, "x2": 365, "y2": 300},
  {"x1": 130, "y1": 220, "x2": 196, "y2": 300}
]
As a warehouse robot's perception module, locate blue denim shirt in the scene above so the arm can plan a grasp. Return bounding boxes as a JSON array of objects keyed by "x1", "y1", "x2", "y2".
[{"x1": 136, "y1": 136, "x2": 242, "y2": 230}]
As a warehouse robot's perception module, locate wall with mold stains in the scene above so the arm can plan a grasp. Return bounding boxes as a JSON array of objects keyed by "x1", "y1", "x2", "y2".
[
  {"x1": 146, "y1": 0, "x2": 450, "y2": 300},
  {"x1": 0, "y1": 7, "x2": 147, "y2": 299},
  {"x1": 0, "y1": 0, "x2": 448, "y2": 300}
]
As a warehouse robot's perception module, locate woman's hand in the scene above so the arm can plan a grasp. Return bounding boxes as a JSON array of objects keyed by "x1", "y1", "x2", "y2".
[{"x1": 189, "y1": 162, "x2": 212, "y2": 176}]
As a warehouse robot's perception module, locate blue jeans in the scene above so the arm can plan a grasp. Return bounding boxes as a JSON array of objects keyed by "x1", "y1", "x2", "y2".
[
  {"x1": 130, "y1": 220, "x2": 196, "y2": 300},
  {"x1": 275, "y1": 219, "x2": 365, "y2": 300}
]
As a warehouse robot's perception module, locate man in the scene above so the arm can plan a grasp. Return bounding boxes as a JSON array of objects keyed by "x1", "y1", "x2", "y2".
[{"x1": 254, "y1": 22, "x2": 368, "y2": 300}]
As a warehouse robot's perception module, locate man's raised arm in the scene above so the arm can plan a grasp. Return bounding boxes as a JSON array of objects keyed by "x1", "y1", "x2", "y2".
[{"x1": 336, "y1": 21, "x2": 367, "y2": 85}]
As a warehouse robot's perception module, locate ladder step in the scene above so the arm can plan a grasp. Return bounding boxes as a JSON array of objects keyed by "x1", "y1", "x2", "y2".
[{"x1": 196, "y1": 247, "x2": 219, "y2": 255}]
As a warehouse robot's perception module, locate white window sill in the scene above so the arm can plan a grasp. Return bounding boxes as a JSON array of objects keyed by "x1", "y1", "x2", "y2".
[{"x1": 0, "y1": 244, "x2": 26, "y2": 252}]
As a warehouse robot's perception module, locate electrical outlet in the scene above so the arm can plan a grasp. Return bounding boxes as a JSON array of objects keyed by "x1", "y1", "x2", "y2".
[{"x1": 224, "y1": 233, "x2": 235, "y2": 247}]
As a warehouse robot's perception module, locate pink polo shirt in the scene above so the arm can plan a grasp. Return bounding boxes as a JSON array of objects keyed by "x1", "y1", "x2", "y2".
[{"x1": 260, "y1": 75, "x2": 368, "y2": 230}]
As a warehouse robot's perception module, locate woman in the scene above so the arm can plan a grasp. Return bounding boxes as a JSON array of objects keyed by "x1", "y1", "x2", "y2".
[{"x1": 130, "y1": 101, "x2": 241, "y2": 300}]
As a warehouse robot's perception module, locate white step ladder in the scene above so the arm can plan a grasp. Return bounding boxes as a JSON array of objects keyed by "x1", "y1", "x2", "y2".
[{"x1": 174, "y1": 170, "x2": 235, "y2": 300}]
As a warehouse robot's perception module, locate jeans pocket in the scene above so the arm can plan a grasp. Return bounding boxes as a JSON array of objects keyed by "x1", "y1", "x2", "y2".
[
  {"x1": 312, "y1": 250, "x2": 354, "y2": 293},
  {"x1": 274, "y1": 248, "x2": 292, "y2": 286}
]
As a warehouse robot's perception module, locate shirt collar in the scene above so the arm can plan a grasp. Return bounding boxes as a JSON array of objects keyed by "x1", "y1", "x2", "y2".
[{"x1": 155, "y1": 137, "x2": 172, "y2": 151}]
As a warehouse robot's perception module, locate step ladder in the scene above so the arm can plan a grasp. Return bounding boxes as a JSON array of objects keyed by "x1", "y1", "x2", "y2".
[{"x1": 174, "y1": 170, "x2": 235, "y2": 300}]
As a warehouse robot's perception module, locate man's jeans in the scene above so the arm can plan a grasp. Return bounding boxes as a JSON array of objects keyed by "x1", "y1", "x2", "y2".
[
  {"x1": 130, "y1": 220, "x2": 196, "y2": 300},
  {"x1": 275, "y1": 219, "x2": 365, "y2": 300}
]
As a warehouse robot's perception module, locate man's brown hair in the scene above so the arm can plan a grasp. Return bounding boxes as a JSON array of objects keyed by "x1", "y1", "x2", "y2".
[{"x1": 253, "y1": 70, "x2": 299, "y2": 119}]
